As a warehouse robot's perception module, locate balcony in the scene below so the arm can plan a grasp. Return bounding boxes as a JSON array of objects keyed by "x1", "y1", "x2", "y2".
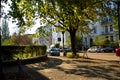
[
  {"x1": 101, "y1": 31, "x2": 114, "y2": 35},
  {"x1": 101, "y1": 17, "x2": 113, "y2": 25}
]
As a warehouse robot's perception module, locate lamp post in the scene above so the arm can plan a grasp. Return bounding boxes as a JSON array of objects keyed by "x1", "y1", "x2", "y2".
[
  {"x1": 62, "y1": 31, "x2": 65, "y2": 49},
  {"x1": 62, "y1": 31, "x2": 66, "y2": 56}
]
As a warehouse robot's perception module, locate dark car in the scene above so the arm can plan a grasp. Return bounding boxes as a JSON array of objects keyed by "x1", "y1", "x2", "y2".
[
  {"x1": 102, "y1": 47, "x2": 114, "y2": 52},
  {"x1": 47, "y1": 48, "x2": 60, "y2": 56},
  {"x1": 60, "y1": 48, "x2": 71, "y2": 52}
]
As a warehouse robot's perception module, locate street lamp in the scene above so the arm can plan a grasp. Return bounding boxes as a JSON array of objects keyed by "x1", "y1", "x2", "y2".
[
  {"x1": 62, "y1": 31, "x2": 65, "y2": 49},
  {"x1": 62, "y1": 31, "x2": 66, "y2": 56}
]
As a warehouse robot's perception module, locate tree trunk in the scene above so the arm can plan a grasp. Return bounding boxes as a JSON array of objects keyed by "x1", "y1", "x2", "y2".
[
  {"x1": 0, "y1": 2, "x2": 5, "y2": 79},
  {"x1": 69, "y1": 30, "x2": 77, "y2": 55}
]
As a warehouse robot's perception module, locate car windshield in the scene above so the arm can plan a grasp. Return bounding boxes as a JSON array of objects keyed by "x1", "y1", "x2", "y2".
[
  {"x1": 51, "y1": 48, "x2": 59, "y2": 51},
  {"x1": 90, "y1": 46, "x2": 98, "y2": 49}
]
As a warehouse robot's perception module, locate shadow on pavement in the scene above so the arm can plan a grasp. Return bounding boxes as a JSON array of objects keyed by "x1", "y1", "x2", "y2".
[
  {"x1": 27, "y1": 56, "x2": 120, "y2": 80},
  {"x1": 54, "y1": 58, "x2": 120, "y2": 80},
  {"x1": 3, "y1": 57, "x2": 63, "y2": 80},
  {"x1": 23, "y1": 66, "x2": 51, "y2": 80},
  {"x1": 3, "y1": 56, "x2": 120, "y2": 80},
  {"x1": 26, "y1": 57, "x2": 63, "y2": 70},
  {"x1": 3, "y1": 65, "x2": 51, "y2": 80}
]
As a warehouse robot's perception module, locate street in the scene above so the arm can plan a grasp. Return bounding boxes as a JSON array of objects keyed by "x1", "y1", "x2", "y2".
[{"x1": 60, "y1": 52, "x2": 119, "y2": 61}]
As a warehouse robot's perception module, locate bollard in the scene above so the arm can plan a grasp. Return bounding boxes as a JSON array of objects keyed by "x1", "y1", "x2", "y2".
[{"x1": 115, "y1": 48, "x2": 120, "y2": 64}]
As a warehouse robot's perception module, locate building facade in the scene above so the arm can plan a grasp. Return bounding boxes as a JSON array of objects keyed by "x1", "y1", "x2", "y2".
[
  {"x1": 52, "y1": 16, "x2": 118, "y2": 48},
  {"x1": 82, "y1": 16, "x2": 118, "y2": 47}
]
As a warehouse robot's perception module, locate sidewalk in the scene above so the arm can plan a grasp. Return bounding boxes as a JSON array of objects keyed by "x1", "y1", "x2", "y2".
[
  {"x1": 79, "y1": 52, "x2": 120, "y2": 61},
  {"x1": 3, "y1": 53, "x2": 120, "y2": 80}
]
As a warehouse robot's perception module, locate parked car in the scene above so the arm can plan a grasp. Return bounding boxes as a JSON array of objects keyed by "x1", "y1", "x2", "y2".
[
  {"x1": 87, "y1": 46, "x2": 102, "y2": 53},
  {"x1": 47, "y1": 48, "x2": 60, "y2": 56},
  {"x1": 60, "y1": 48, "x2": 71, "y2": 52},
  {"x1": 102, "y1": 47, "x2": 114, "y2": 52}
]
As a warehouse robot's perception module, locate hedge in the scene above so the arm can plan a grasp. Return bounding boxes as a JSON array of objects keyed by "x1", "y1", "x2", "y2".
[{"x1": 0, "y1": 45, "x2": 47, "y2": 62}]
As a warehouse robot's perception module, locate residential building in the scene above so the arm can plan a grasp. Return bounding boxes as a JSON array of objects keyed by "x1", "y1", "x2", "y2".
[
  {"x1": 52, "y1": 16, "x2": 118, "y2": 48},
  {"x1": 51, "y1": 30, "x2": 69, "y2": 47},
  {"x1": 32, "y1": 34, "x2": 52, "y2": 48},
  {"x1": 82, "y1": 16, "x2": 118, "y2": 47},
  {"x1": 31, "y1": 16, "x2": 117, "y2": 48}
]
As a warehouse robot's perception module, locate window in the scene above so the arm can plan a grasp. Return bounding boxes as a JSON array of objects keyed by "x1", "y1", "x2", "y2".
[
  {"x1": 110, "y1": 25, "x2": 113, "y2": 32},
  {"x1": 106, "y1": 36, "x2": 108, "y2": 39},
  {"x1": 105, "y1": 26, "x2": 108, "y2": 33},
  {"x1": 93, "y1": 28, "x2": 97, "y2": 33},
  {"x1": 110, "y1": 36, "x2": 113, "y2": 41}
]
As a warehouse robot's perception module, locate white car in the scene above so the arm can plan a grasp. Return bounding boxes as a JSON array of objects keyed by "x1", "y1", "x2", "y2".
[{"x1": 87, "y1": 46, "x2": 102, "y2": 53}]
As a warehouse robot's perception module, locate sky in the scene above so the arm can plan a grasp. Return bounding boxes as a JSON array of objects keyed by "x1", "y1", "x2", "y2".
[{"x1": 1, "y1": 2, "x2": 40, "y2": 35}]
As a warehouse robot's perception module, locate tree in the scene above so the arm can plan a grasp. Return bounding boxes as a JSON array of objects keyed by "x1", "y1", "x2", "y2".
[
  {"x1": 2, "y1": 36, "x2": 15, "y2": 45},
  {"x1": 66, "y1": 32, "x2": 82, "y2": 50},
  {"x1": 76, "y1": 34, "x2": 82, "y2": 50},
  {"x1": 33, "y1": 25, "x2": 52, "y2": 47},
  {"x1": 6, "y1": 0, "x2": 117, "y2": 55},
  {"x1": 18, "y1": 34, "x2": 32, "y2": 45},
  {"x1": 53, "y1": 27, "x2": 66, "y2": 51},
  {"x1": 66, "y1": 35, "x2": 71, "y2": 48},
  {"x1": 1, "y1": 15, "x2": 9, "y2": 43},
  {"x1": 94, "y1": 36, "x2": 106, "y2": 46},
  {"x1": 0, "y1": 1, "x2": 4, "y2": 79}
]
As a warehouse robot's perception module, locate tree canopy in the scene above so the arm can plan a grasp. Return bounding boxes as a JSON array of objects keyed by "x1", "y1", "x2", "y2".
[
  {"x1": 2, "y1": 0, "x2": 119, "y2": 54},
  {"x1": 1, "y1": 15, "x2": 9, "y2": 41}
]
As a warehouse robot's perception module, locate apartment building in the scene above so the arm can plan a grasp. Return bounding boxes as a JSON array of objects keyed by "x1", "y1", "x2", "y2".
[
  {"x1": 52, "y1": 16, "x2": 118, "y2": 48},
  {"x1": 31, "y1": 16, "x2": 117, "y2": 48},
  {"x1": 82, "y1": 16, "x2": 118, "y2": 47}
]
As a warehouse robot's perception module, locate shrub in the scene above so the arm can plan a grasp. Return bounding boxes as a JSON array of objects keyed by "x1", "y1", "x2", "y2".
[
  {"x1": 1, "y1": 45, "x2": 47, "y2": 61},
  {"x1": 66, "y1": 52, "x2": 79, "y2": 58}
]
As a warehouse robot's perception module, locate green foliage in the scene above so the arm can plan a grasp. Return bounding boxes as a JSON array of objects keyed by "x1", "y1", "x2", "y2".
[
  {"x1": 66, "y1": 52, "x2": 79, "y2": 58},
  {"x1": 2, "y1": 34, "x2": 33, "y2": 46},
  {"x1": 66, "y1": 33, "x2": 82, "y2": 48},
  {"x1": 54, "y1": 43, "x2": 60, "y2": 48},
  {"x1": 1, "y1": 45, "x2": 47, "y2": 61},
  {"x1": 66, "y1": 35, "x2": 71, "y2": 47},
  {"x1": 76, "y1": 34, "x2": 82, "y2": 49},
  {"x1": 34, "y1": 26, "x2": 52, "y2": 38},
  {"x1": 111, "y1": 41, "x2": 119, "y2": 47},
  {"x1": 104, "y1": 39, "x2": 110, "y2": 47},
  {"x1": 1, "y1": 15, "x2": 9, "y2": 42},
  {"x1": 5, "y1": 0, "x2": 117, "y2": 54},
  {"x1": 94, "y1": 35, "x2": 119, "y2": 47},
  {"x1": 94, "y1": 36, "x2": 106, "y2": 46},
  {"x1": 2, "y1": 38, "x2": 11, "y2": 45}
]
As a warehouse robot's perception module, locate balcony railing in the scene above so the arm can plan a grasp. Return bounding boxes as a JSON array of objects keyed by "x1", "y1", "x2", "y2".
[
  {"x1": 101, "y1": 17, "x2": 113, "y2": 25},
  {"x1": 101, "y1": 31, "x2": 114, "y2": 35}
]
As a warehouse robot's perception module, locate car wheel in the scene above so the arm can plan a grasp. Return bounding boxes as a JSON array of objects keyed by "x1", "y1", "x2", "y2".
[
  {"x1": 50, "y1": 53, "x2": 53, "y2": 56},
  {"x1": 112, "y1": 50, "x2": 114, "y2": 53},
  {"x1": 57, "y1": 54, "x2": 60, "y2": 56}
]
